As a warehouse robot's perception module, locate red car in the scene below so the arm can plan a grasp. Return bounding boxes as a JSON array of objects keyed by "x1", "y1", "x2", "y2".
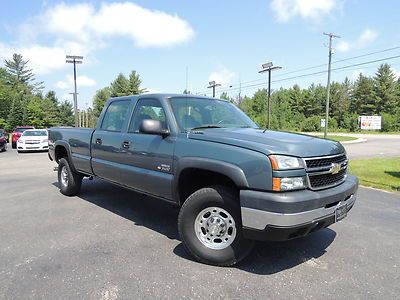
[{"x1": 11, "y1": 126, "x2": 34, "y2": 149}]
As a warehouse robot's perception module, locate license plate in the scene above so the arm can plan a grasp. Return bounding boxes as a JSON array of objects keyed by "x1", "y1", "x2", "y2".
[{"x1": 335, "y1": 203, "x2": 348, "y2": 222}]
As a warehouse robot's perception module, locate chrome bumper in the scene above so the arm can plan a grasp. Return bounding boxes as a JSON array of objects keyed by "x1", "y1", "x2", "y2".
[{"x1": 241, "y1": 193, "x2": 356, "y2": 230}]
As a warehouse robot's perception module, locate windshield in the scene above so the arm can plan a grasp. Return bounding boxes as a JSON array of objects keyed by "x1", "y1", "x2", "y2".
[
  {"x1": 169, "y1": 97, "x2": 258, "y2": 131},
  {"x1": 15, "y1": 127, "x2": 33, "y2": 133},
  {"x1": 22, "y1": 130, "x2": 47, "y2": 137}
]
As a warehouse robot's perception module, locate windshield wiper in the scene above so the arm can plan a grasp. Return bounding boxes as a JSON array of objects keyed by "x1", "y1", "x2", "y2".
[{"x1": 190, "y1": 125, "x2": 223, "y2": 131}]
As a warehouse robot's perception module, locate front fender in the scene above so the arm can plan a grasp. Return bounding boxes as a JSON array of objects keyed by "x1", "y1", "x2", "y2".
[{"x1": 173, "y1": 157, "x2": 249, "y2": 202}]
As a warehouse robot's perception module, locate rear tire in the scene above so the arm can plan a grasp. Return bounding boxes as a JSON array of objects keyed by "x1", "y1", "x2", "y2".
[
  {"x1": 58, "y1": 158, "x2": 83, "y2": 196},
  {"x1": 178, "y1": 186, "x2": 254, "y2": 266}
]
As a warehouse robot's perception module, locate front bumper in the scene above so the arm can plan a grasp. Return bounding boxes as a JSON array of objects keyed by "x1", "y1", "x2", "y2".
[
  {"x1": 17, "y1": 143, "x2": 49, "y2": 151},
  {"x1": 240, "y1": 175, "x2": 358, "y2": 241}
]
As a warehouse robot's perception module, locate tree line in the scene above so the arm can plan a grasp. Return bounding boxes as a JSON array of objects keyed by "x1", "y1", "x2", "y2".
[
  {"x1": 0, "y1": 54, "x2": 74, "y2": 131},
  {"x1": 1, "y1": 53, "x2": 399, "y2": 133},
  {"x1": 237, "y1": 63, "x2": 400, "y2": 132}
]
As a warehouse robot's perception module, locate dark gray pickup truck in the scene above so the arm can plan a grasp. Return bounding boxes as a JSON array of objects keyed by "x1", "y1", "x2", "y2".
[{"x1": 48, "y1": 94, "x2": 358, "y2": 266}]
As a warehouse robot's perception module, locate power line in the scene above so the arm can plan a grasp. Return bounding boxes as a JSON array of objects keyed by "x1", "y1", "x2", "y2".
[
  {"x1": 212, "y1": 54, "x2": 400, "y2": 95},
  {"x1": 197, "y1": 46, "x2": 400, "y2": 95}
]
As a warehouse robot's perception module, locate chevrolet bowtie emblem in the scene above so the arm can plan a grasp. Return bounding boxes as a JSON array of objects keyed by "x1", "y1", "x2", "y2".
[{"x1": 330, "y1": 163, "x2": 341, "y2": 174}]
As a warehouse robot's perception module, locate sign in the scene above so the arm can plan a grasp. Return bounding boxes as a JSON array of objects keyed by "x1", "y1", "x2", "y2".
[
  {"x1": 320, "y1": 118, "x2": 326, "y2": 128},
  {"x1": 359, "y1": 116, "x2": 381, "y2": 130}
]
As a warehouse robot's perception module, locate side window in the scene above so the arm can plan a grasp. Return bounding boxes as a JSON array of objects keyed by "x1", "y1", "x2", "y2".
[
  {"x1": 129, "y1": 99, "x2": 167, "y2": 133},
  {"x1": 101, "y1": 100, "x2": 130, "y2": 132}
]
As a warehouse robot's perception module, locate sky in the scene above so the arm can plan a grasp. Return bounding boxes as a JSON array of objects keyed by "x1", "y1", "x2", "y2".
[{"x1": 0, "y1": 0, "x2": 399, "y2": 109}]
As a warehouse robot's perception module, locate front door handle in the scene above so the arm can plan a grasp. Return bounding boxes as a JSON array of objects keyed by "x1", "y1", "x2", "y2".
[
  {"x1": 122, "y1": 141, "x2": 130, "y2": 149},
  {"x1": 95, "y1": 138, "x2": 102, "y2": 145}
]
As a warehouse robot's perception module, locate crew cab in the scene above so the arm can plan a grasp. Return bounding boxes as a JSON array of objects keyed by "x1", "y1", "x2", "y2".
[{"x1": 48, "y1": 94, "x2": 358, "y2": 266}]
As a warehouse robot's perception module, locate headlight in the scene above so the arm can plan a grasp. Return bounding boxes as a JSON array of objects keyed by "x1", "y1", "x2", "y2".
[
  {"x1": 273, "y1": 177, "x2": 305, "y2": 191},
  {"x1": 269, "y1": 155, "x2": 304, "y2": 170},
  {"x1": 42, "y1": 139, "x2": 48, "y2": 143},
  {"x1": 17, "y1": 139, "x2": 24, "y2": 144}
]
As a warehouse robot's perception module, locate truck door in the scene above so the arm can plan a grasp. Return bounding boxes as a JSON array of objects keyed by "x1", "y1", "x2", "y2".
[
  {"x1": 91, "y1": 99, "x2": 132, "y2": 182},
  {"x1": 118, "y1": 98, "x2": 175, "y2": 200}
]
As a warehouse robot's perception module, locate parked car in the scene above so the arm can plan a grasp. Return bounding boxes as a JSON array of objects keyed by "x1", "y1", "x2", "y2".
[
  {"x1": 11, "y1": 126, "x2": 34, "y2": 148},
  {"x1": 0, "y1": 129, "x2": 9, "y2": 143},
  {"x1": 17, "y1": 129, "x2": 48, "y2": 153},
  {"x1": 48, "y1": 94, "x2": 358, "y2": 266},
  {"x1": 0, "y1": 130, "x2": 7, "y2": 152}
]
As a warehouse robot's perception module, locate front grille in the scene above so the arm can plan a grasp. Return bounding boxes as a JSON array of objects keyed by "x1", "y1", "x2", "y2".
[
  {"x1": 308, "y1": 168, "x2": 347, "y2": 189},
  {"x1": 304, "y1": 153, "x2": 348, "y2": 190},
  {"x1": 305, "y1": 153, "x2": 347, "y2": 169}
]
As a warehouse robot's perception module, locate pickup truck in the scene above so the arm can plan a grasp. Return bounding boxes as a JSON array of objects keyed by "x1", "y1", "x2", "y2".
[{"x1": 48, "y1": 94, "x2": 358, "y2": 266}]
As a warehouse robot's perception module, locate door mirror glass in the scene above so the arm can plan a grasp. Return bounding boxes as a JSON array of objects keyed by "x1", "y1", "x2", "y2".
[{"x1": 139, "y1": 119, "x2": 170, "y2": 137}]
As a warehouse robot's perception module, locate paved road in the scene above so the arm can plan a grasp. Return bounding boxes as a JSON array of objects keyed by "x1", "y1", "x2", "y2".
[
  {"x1": 337, "y1": 134, "x2": 400, "y2": 159},
  {"x1": 0, "y1": 149, "x2": 399, "y2": 299}
]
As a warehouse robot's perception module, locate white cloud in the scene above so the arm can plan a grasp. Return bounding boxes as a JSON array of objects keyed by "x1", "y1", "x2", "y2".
[
  {"x1": 270, "y1": 0, "x2": 338, "y2": 22},
  {"x1": 55, "y1": 75, "x2": 96, "y2": 90},
  {"x1": 55, "y1": 81, "x2": 68, "y2": 89},
  {"x1": 1, "y1": 2, "x2": 195, "y2": 75},
  {"x1": 208, "y1": 65, "x2": 236, "y2": 87},
  {"x1": 143, "y1": 88, "x2": 160, "y2": 94},
  {"x1": 337, "y1": 29, "x2": 379, "y2": 52},
  {"x1": 25, "y1": 2, "x2": 194, "y2": 48}
]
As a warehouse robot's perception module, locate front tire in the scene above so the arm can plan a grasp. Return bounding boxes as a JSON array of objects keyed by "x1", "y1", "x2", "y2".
[
  {"x1": 178, "y1": 186, "x2": 254, "y2": 266},
  {"x1": 58, "y1": 158, "x2": 83, "y2": 196}
]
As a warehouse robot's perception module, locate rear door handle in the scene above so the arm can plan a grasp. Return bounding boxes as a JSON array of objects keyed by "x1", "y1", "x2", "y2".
[
  {"x1": 122, "y1": 141, "x2": 130, "y2": 149},
  {"x1": 95, "y1": 138, "x2": 102, "y2": 145}
]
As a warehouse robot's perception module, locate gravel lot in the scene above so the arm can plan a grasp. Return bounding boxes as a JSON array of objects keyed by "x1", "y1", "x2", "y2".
[{"x1": 0, "y1": 148, "x2": 399, "y2": 299}]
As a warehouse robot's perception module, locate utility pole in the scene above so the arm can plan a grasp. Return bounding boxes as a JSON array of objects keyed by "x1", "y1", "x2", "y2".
[
  {"x1": 238, "y1": 74, "x2": 242, "y2": 105},
  {"x1": 323, "y1": 32, "x2": 340, "y2": 139},
  {"x1": 66, "y1": 55, "x2": 83, "y2": 127},
  {"x1": 259, "y1": 62, "x2": 282, "y2": 129},
  {"x1": 208, "y1": 81, "x2": 221, "y2": 98}
]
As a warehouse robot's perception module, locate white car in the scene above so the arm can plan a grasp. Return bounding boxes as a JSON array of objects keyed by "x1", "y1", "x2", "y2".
[{"x1": 17, "y1": 129, "x2": 49, "y2": 153}]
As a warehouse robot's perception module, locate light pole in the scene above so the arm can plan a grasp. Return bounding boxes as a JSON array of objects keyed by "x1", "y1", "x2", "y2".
[
  {"x1": 259, "y1": 62, "x2": 282, "y2": 129},
  {"x1": 66, "y1": 55, "x2": 83, "y2": 127},
  {"x1": 207, "y1": 80, "x2": 221, "y2": 98}
]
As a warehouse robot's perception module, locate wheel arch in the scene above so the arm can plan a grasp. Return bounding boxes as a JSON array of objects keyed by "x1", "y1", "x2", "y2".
[{"x1": 174, "y1": 157, "x2": 249, "y2": 205}]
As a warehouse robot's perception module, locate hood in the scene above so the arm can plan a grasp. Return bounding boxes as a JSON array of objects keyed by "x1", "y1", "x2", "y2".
[{"x1": 188, "y1": 128, "x2": 345, "y2": 158}]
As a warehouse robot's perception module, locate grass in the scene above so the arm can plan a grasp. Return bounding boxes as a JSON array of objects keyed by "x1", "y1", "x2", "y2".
[
  {"x1": 349, "y1": 158, "x2": 400, "y2": 192},
  {"x1": 314, "y1": 135, "x2": 358, "y2": 142}
]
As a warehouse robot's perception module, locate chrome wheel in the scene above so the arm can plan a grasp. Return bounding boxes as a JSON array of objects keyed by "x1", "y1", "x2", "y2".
[
  {"x1": 60, "y1": 166, "x2": 69, "y2": 187},
  {"x1": 194, "y1": 206, "x2": 236, "y2": 250}
]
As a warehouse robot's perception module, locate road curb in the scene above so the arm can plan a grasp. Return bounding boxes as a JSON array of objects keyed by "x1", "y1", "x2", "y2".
[
  {"x1": 359, "y1": 185, "x2": 400, "y2": 196},
  {"x1": 341, "y1": 138, "x2": 367, "y2": 144}
]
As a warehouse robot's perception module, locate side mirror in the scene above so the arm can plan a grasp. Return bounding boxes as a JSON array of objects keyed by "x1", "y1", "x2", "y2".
[{"x1": 139, "y1": 119, "x2": 170, "y2": 137}]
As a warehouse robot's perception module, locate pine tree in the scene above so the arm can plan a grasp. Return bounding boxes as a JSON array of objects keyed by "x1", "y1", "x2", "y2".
[
  {"x1": 373, "y1": 64, "x2": 397, "y2": 114},
  {"x1": 93, "y1": 87, "x2": 111, "y2": 117},
  {"x1": 4, "y1": 54, "x2": 35, "y2": 84},
  {"x1": 7, "y1": 96, "x2": 25, "y2": 130},
  {"x1": 58, "y1": 100, "x2": 74, "y2": 126},
  {"x1": 110, "y1": 73, "x2": 130, "y2": 97},
  {"x1": 128, "y1": 71, "x2": 146, "y2": 94},
  {"x1": 351, "y1": 74, "x2": 375, "y2": 115}
]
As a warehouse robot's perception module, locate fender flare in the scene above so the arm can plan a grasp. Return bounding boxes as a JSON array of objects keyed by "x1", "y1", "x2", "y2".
[
  {"x1": 173, "y1": 157, "x2": 249, "y2": 203},
  {"x1": 53, "y1": 140, "x2": 77, "y2": 172}
]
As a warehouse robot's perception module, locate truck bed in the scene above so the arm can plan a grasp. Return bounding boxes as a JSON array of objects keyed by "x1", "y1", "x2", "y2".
[{"x1": 49, "y1": 127, "x2": 95, "y2": 174}]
